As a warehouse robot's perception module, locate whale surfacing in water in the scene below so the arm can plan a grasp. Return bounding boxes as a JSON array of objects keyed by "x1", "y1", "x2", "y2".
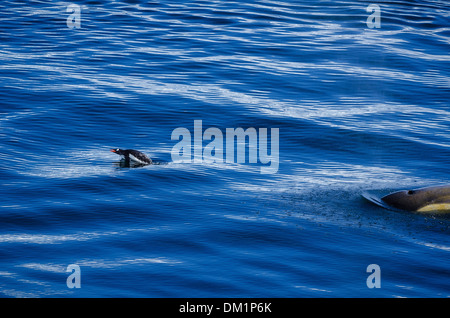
[{"x1": 381, "y1": 185, "x2": 450, "y2": 214}]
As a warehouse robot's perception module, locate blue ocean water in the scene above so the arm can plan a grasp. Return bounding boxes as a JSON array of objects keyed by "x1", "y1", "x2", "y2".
[{"x1": 0, "y1": 0, "x2": 449, "y2": 298}]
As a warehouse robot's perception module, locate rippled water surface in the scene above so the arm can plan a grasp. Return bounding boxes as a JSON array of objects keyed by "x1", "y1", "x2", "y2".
[{"x1": 0, "y1": 0, "x2": 449, "y2": 297}]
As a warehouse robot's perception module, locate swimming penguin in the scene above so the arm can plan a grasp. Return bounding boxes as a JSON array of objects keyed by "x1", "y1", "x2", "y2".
[
  {"x1": 110, "y1": 148, "x2": 152, "y2": 165},
  {"x1": 380, "y1": 184, "x2": 450, "y2": 214}
]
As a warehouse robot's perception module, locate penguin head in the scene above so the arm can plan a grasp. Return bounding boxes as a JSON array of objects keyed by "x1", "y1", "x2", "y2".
[{"x1": 110, "y1": 148, "x2": 124, "y2": 155}]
